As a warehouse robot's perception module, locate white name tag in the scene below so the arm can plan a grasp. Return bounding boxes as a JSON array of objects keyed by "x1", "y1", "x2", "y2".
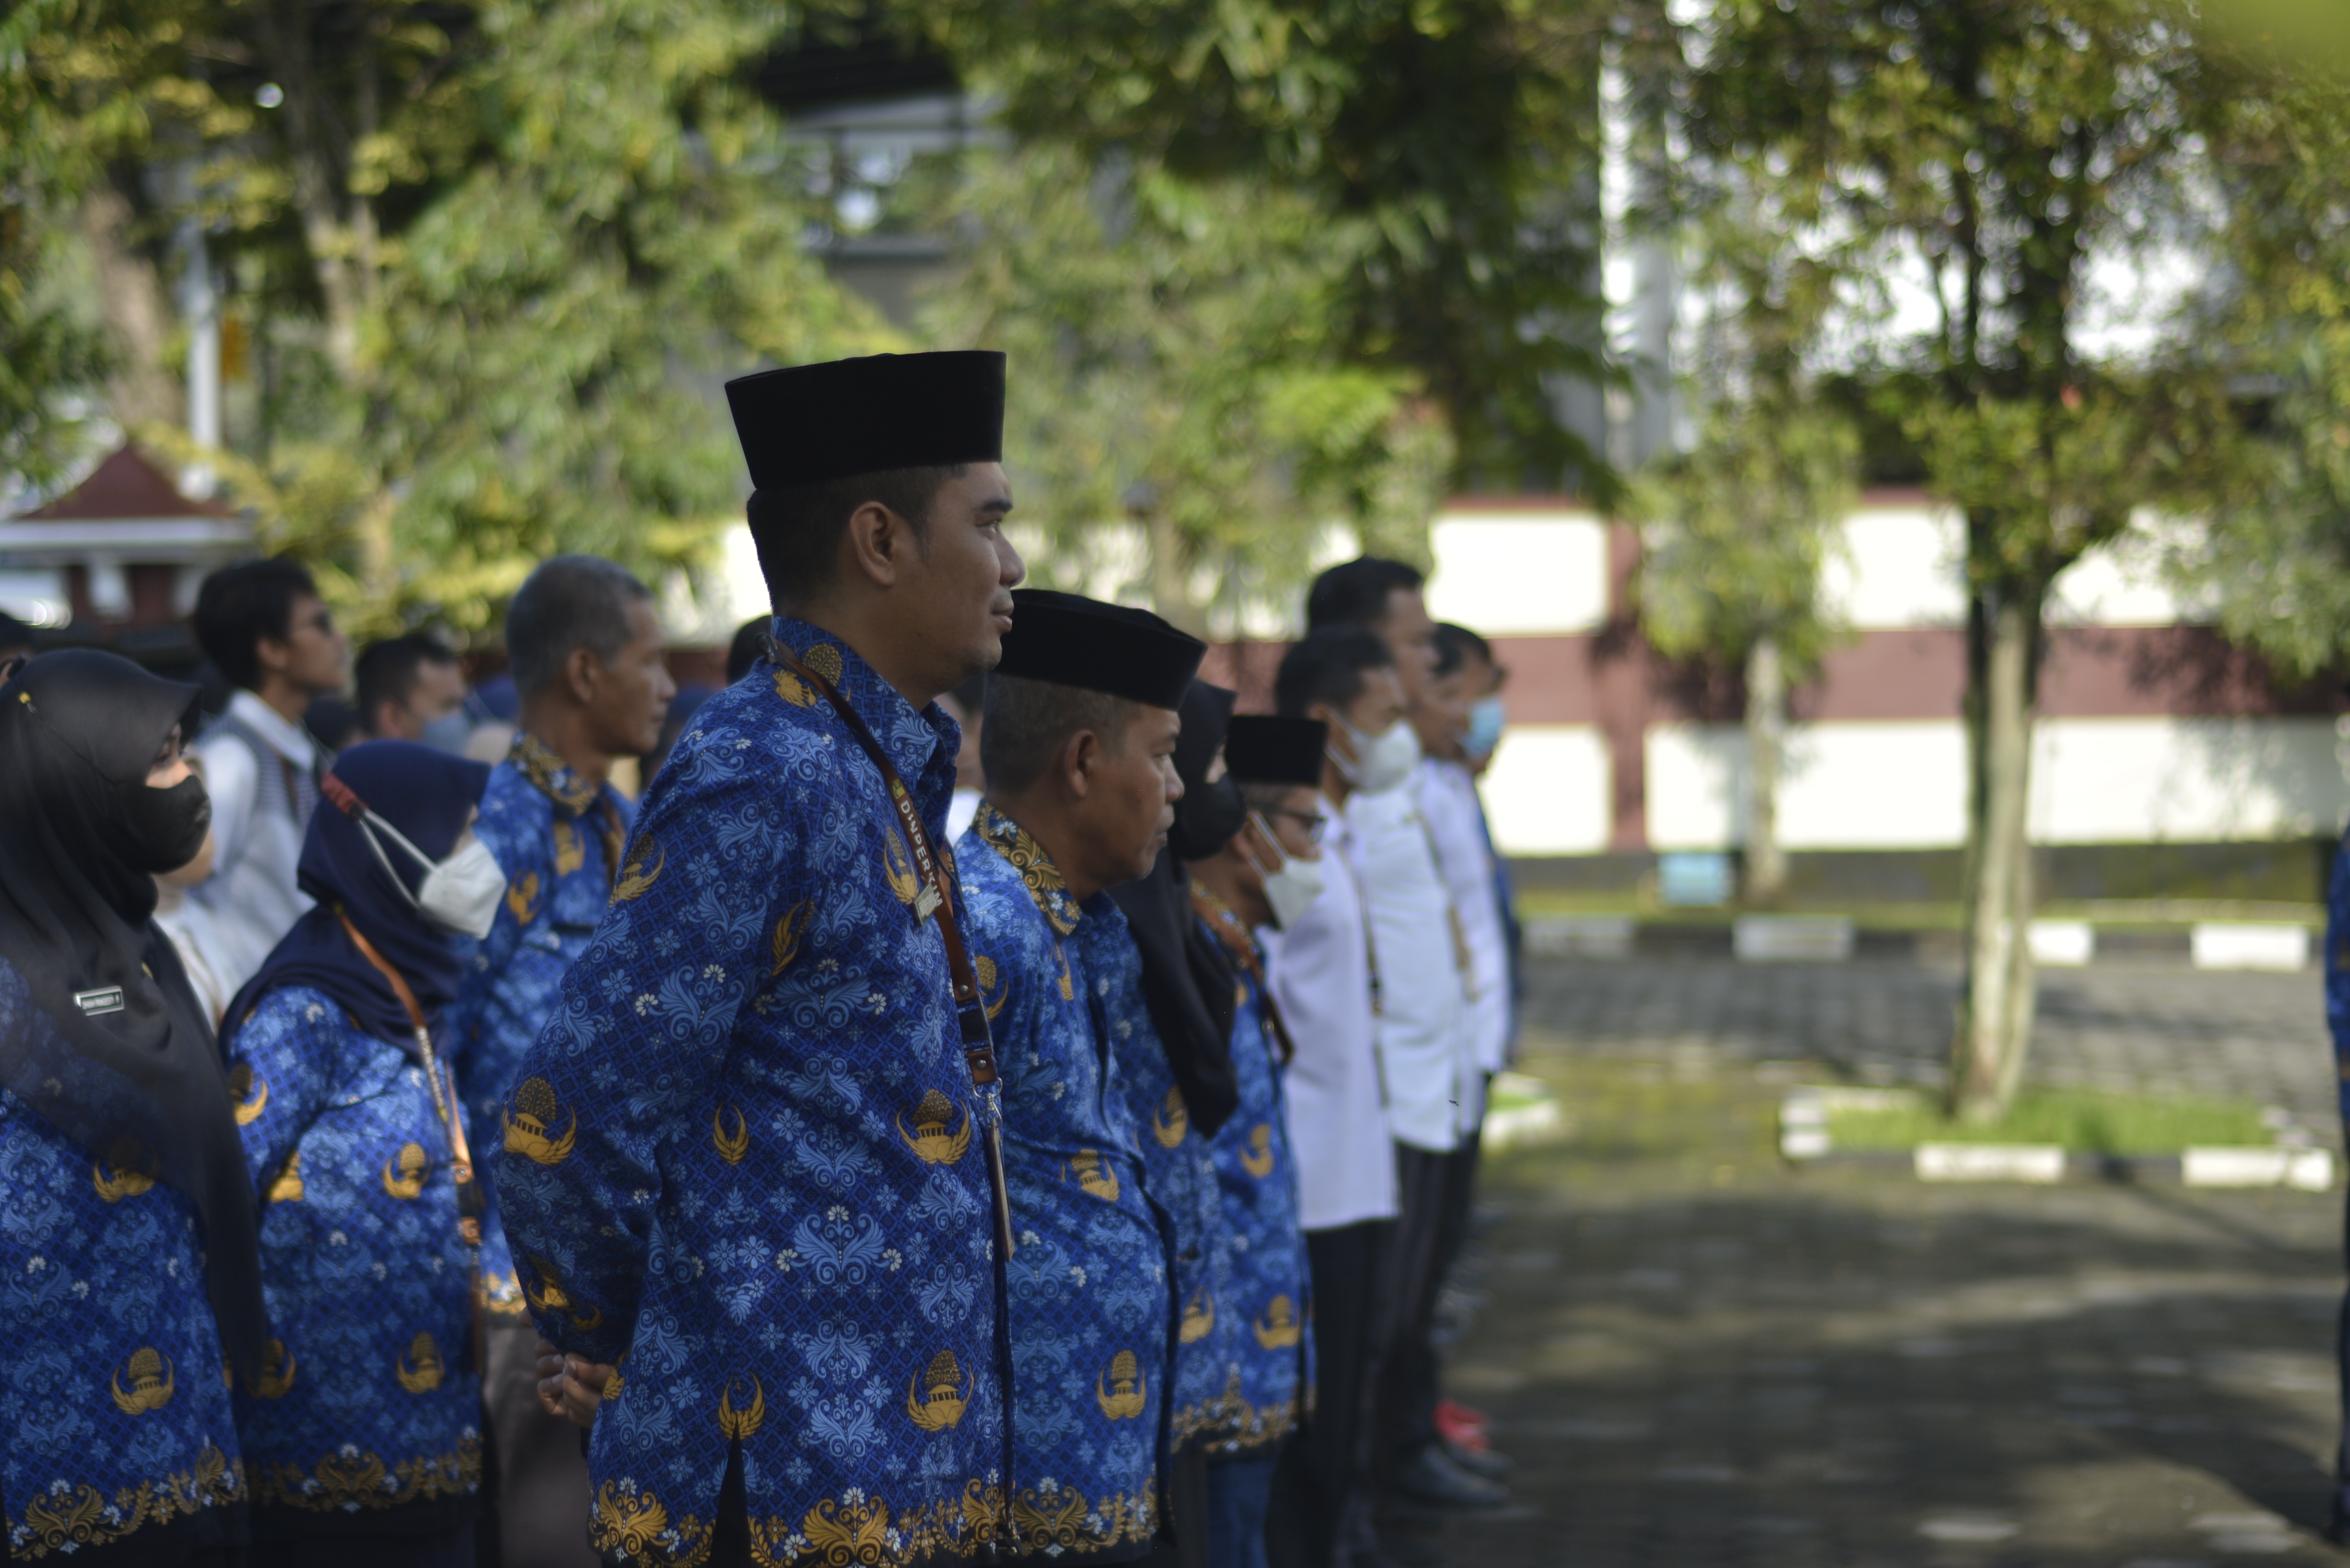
[{"x1": 74, "y1": 986, "x2": 125, "y2": 1017}]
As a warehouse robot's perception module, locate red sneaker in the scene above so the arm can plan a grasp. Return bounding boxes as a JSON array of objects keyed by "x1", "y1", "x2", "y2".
[{"x1": 1435, "y1": 1399, "x2": 1490, "y2": 1450}]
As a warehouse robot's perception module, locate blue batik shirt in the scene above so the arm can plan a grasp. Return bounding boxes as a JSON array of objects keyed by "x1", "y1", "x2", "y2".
[
  {"x1": 957, "y1": 803, "x2": 1168, "y2": 1559},
  {"x1": 225, "y1": 986, "x2": 482, "y2": 1524},
  {"x1": 493, "y1": 621, "x2": 1007, "y2": 1568},
  {"x1": 1192, "y1": 902, "x2": 1310, "y2": 1455},
  {"x1": 2328, "y1": 835, "x2": 2350, "y2": 1123},
  {"x1": 449, "y1": 733, "x2": 636, "y2": 1319},
  {"x1": 1102, "y1": 931, "x2": 1238, "y2": 1455},
  {"x1": 1, "y1": 961, "x2": 249, "y2": 1562}
]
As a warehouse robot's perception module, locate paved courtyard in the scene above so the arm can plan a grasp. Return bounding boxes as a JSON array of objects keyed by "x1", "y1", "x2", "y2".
[{"x1": 1421, "y1": 956, "x2": 2350, "y2": 1566}]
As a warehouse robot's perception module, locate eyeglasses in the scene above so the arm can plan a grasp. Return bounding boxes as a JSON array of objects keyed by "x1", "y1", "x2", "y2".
[
  {"x1": 1261, "y1": 806, "x2": 1328, "y2": 844},
  {"x1": 291, "y1": 609, "x2": 337, "y2": 637}
]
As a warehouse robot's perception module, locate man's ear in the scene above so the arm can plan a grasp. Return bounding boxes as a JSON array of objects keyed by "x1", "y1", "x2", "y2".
[
  {"x1": 563, "y1": 645, "x2": 601, "y2": 707},
  {"x1": 255, "y1": 635, "x2": 292, "y2": 677},
  {"x1": 842, "y1": 501, "x2": 916, "y2": 589},
  {"x1": 1059, "y1": 729, "x2": 1101, "y2": 800}
]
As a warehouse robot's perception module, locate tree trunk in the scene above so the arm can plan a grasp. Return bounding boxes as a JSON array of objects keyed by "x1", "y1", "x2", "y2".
[
  {"x1": 80, "y1": 183, "x2": 185, "y2": 432},
  {"x1": 1145, "y1": 504, "x2": 1206, "y2": 638},
  {"x1": 1951, "y1": 586, "x2": 2042, "y2": 1119},
  {"x1": 1743, "y1": 632, "x2": 1787, "y2": 905}
]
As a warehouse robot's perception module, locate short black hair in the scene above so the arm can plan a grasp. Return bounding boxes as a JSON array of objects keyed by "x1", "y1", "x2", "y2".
[
  {"x1": 725, "y1": 617, "x2": 772, "y2": 685},
  {"x1": 354, "y1": 633, "x2": 460, "y2": 732},
  {"x1": 1305, "y1": 557, "x2": 1425, "y2": 632},
  {"x1": 981, "y1": 673, "x2": 1135, "y2": 796},
  {"x1": 946, "y1": 673, "x2": 986, "y2": 723},
  {"x1": 1275, "y1": 626, "x2": 1393, "y2": 718},
  {"x1": 1435, "y1": 622, "x2": 1493, "y2": 666},
  {"x1": 506, "y1": 555, "x2": 654, "y2": 697},
  {"x1": 746, "y1": 464, "x2": 965, "y2": 609},
  {"x1": 193, "y1": 558, "x2": 320, "y2": 691}
]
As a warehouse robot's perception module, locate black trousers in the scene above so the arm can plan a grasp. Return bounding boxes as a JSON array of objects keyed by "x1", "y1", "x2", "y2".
[
  {"x1": 1383, "y1": 1131, "x2": 1484, "y2": 1468},
  {"x1": 1371, "y1": 1145, "x2": 1457, "y2": 1487},
  {"x1": 476, "y1": 1318, "x2": 602, "y2": 1568},
  {"x1": 1265, "y1": 1218, "x2": 1396, "y2": 1568}
]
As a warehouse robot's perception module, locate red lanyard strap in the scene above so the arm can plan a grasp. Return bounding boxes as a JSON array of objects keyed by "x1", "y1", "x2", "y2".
[
  {"x1": 1192, "y1": 886, "x2": 1297, "y2": 1065},
  {"x1": 774, "y1": 645, "x2": 1015, "y2": 1260},
  {"x1": 339, "y1": 913, "x2": 485, "y2": 1251}
]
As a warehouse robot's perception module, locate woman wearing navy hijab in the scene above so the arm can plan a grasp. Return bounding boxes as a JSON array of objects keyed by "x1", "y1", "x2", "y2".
[{"x1": 220, "y1": 740, "x2": 502, "y2": 1568}]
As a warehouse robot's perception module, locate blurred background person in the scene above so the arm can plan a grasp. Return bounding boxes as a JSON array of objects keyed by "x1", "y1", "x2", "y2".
[
  {"x1": 723, "y1": 613, "x2": 771, "y2": 684},
  {"x1": 0, "y1": 649, "x2": 269, "y2": 1565},
  {"x1": 152, "y1": 750, "x2": 234, "y2": 1022},
  {"x1": 1188, "y1": 713, "x2": 1329, "y2": 1568},
  {"x1": 941, "y1": 671, "x2": 986, "y2": 839},
  {"x1": 303, "y1": 697, "x2": 370, "y2": 754},
  {"x1": 358, "y1": 633, "x2": 470, "y2": 749},
  {"x1": 189, "y1": 559, "x2": 348, "y2": 995},
  {"x1": 221, "y1": 740, "x2": 498, "y2": 1568},
  {"x1": 1305, "y1": 559, "x2": 1502, "y2": 1528},
  {"x1": 1263, "y1": 626, "x2": 1404, "y2": 1568},
  {"x1": 448, "y1": 556, "x2": 669, "y2": 1568},
  {"x1": 1409, "y1": 621, "x2": 1519, "y2": 1477}
]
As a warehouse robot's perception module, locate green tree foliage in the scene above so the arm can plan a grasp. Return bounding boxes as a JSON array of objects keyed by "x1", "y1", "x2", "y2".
[
  {"x1": 0, "y1": 0, "x2": 111, "y2": 486},
  {"x1": 17, "y1": 0, "x2": 879, "y2": 637},
  {"x1": 2162, "y1": 65, "x2": 2350, "y2": 678},
  {"x1": 928, "y1": 142, "x2": 1449, "y2": 633},
  {"x1": 909, "y1": 0, "x2": 1610, "y2": 495},
  {"x1": 1685, "y1": 0, "x2": 2240, "y2": 1113}
]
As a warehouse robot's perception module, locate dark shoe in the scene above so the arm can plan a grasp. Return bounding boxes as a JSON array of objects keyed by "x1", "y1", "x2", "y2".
[
  {"x1": 1396, "y1": 1446, "x2": 1511, "y2": 1511},
  {"x1": 1443, "y1": 1436, "x2": 1513, "y2": 1482}
]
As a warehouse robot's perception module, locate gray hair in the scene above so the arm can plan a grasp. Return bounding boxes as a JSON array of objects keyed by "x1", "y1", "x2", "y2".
[
  {"x1": 506, "y1": 555, "x2": 654, "y2": 696},
  {"x1": 981, "y1": 673, "x2": 1135, "y2": 796}
]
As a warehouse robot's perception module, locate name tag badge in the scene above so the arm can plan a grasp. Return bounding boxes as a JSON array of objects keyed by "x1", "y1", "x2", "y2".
[
  {"x1": 913, "y1": 883, "x2": 943, "y2": 924},
  {"x1": 74, "y1": 986, "x2": 125, "y2": 1017}
]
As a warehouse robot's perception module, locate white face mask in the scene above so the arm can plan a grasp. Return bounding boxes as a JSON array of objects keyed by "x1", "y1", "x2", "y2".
[
  {"x1": 1330, "y1": 714, "x2": 1422, "y2": 795},
  {"x1": 358, "y1": 811, "x2": 506, "y2": 939},
  {"x1": 1248, "y1": 812, "x2": 1327, "y2": 932}
]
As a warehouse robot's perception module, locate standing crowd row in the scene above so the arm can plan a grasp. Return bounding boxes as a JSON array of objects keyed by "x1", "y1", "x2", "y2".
[{"x1": 0, "y1": 349, "x2": 1520, "y2": 1568}]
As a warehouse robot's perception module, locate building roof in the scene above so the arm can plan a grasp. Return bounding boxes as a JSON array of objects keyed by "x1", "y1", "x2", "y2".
[{"x1": 14, "y1": 446, "x2": 235, "y2": 522}]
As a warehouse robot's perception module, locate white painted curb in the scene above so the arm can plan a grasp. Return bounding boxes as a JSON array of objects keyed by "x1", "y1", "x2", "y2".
[
  {"x1": 1915, "y1": 1143, "x2": 2067, "y2": 1183},
  {"x1": 2181, "y1": 1146, "x2": 2334, "y2": 1190},
  {"x1": 2190, "y1": 923, "x2": 2311, "y2": 972}
]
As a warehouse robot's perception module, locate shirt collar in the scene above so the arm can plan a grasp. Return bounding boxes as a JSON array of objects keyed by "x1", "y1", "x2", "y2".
[
  {"x1": 226, "y1": 689, "x2": 315, "y2": 764},
  {"x1": 770, "y1": 616, "x2": 955, "y2": 796},
  {"x1": 974, "y1": 800, "x2": 1083, "y2": 936},
  {"x1": 509, "y1": 730, "x2": 610, "y2": 818}
]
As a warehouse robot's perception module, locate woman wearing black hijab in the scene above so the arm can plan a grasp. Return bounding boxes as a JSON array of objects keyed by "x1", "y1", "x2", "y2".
[
  {"x1": 218, "y1": 740, "x2": 500, "y2": 1568},
  {"x1": 0, "y1": 649, "x2": 266, "y2": 1566}
]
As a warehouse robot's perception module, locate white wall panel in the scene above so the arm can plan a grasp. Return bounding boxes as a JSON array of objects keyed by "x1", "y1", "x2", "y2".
[
  {"x1": 2029, "y1": 717, "x2": 2350, "y2": 843},
  {"x1": 1649, "y1": 721, "x2": 1972, "y2": 850},
  {"x1": 1821, "y1": 505, "x2": 1965, "y2": 629},
  {"x1": 1480, "y1": 725, "x2": 1612, "y2": 856},
  {"x1": 1426, "y1": 513, "x2": 1609, "y2": 635}
]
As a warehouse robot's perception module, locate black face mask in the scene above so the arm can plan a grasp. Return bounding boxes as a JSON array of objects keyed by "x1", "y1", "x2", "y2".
[
  {"x1": 114, "y1": 775, "x2": 213, "y2": 874},
  {"x1": 1169, "y1": 774, "x2": 1247, "y2": 862}
]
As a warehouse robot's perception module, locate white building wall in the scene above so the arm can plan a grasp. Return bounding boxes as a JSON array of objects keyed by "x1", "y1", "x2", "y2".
[
  {"x1": 1644, "y1": 716, "x2": 2350, "y2": 851},
  {"x1": 1479, "y1": 725, "x2": 1612, "y2": 856},
  {"x1": 1425, "y1": 511, "x2": 1609, "y2": 636}
]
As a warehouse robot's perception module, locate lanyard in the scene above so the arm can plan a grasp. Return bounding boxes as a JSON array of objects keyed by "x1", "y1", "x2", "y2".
[
  {"x1": 1190, "y1": 885, "x2": 1297, "y2": 1066},
  {"x1": 339, "y1": 913, "x2": 486, "y2": 1255},
  {"x1": 774, "y1": 645, "x2": 1016, "y2": 1263}
]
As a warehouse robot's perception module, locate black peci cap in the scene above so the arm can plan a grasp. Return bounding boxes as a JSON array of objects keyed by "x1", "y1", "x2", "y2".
[
  {"x1": 993, "y1": 590, "x2": 1206, "y2": 709},
  {"x1": 726, "y1": 351, "x2": 1006, "y2": 489},
  {"x1": 1224, "y1": 715, "x2": 1328, "y2": 788}
]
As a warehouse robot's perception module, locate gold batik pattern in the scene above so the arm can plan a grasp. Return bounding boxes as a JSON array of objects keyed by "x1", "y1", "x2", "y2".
[
  {"x1": 9, "y1": 1445, "x2": 244, "y2": 1561},
  {"x1": 255, "y1": 1434, "x2": 480, "y2": 1512},
  {"x1": 1008, "y1": 1484, "x2": 1153, "y2": 1558},
  {"x1": 973, "y1": 804, "x2": 1079, "y2": 935},
  {"x1": 1195, "y1": 1370, "x2": 1304, "y2": 1457},
  {"x1": 593, "y1": 1479, "x2": 1007, "y2": 1568}
]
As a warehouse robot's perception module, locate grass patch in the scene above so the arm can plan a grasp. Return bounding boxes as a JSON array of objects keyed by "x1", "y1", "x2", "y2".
[{"x1": 1826, "y1": 1087, "x2": 2271, "y2": 1156}]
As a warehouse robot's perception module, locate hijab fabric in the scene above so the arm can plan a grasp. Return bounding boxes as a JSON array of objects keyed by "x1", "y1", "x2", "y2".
[
  {"x1": 223, "y1": 740, "x2": 490, "y2": 1052},
  {"x1": 1108, "y1": 679, "x2": 1241, "y2": 1137},
  {"x1": 0, "y1": 649, "x2": 269, "y2": 1377}
]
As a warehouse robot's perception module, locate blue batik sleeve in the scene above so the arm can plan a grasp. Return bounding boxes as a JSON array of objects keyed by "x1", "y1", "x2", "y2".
[
  {"x1": 491, "y1": 755, "x2": 782, "y2": 1365},
  {"x1": 227, "y1": 988, "x2": 350, "y2": 1193}
]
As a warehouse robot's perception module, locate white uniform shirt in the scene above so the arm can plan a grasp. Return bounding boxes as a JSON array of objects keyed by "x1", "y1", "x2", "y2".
[
  {"x1": 1264, "y1": 801, "x2": 1399, "y2": 1231},
  {"x1": 189, "y1": 690, "x2": 319, "y2": 994},
  {"x1": 1416, "y1": 757, "x2": 1513, "y2": 1076},
  {"x1": 1347, "y1": 782, "x2": 1477, "y2": 1151}
]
